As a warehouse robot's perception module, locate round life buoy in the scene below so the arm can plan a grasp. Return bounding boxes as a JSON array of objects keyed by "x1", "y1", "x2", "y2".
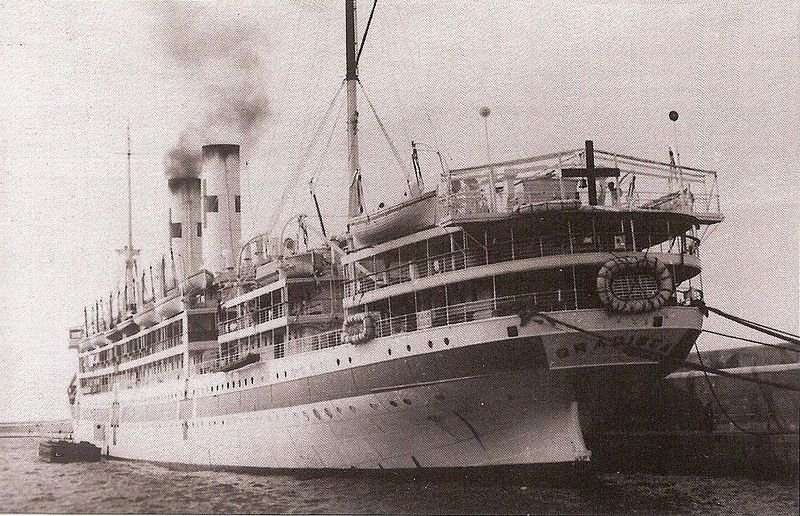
[
  {"x1": 596, "y1": 255, "x2": 673, "y2": 313},
  {"x1": 341, "y1": 312, "x2": 376, "y2": 345}
]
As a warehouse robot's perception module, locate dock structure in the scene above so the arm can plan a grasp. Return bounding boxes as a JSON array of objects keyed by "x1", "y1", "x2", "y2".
[{"x1": 587, "y1": 345, "x2": 799, "y2": 478}]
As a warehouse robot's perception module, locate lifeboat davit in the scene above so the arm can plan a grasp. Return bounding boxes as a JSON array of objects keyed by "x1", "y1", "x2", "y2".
[{"x1": 349, "y1": 191, "x2": 437, "y2": 246}]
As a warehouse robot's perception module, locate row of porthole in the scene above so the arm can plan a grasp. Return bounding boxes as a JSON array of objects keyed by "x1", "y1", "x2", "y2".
[
  {"x1": 208, "y1": 376, "x2": 257, "y2": 393},
  {"x1": 388, "y1": 337, "x2": 450, "y2": 356},
  {"x1": 93, "y1": 392, "x2": 430, "y2": 429}
]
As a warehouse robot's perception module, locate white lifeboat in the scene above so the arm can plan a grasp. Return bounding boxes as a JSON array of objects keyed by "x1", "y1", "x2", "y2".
[
  {"x1": 133, "y1": 307, "x2": 160, "y2": 328},
  {"x1": 155, "y1": 295, "x2": 184, "y2": 320},
  {"x1": 184, "y1": 269, "x2": 212, "y2": 294},
  {"x1": 348, "y1": 191, "x2": 437, "y2": 247}
]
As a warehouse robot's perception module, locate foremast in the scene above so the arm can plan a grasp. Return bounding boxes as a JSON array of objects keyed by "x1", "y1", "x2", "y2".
[{"x1": 117, "y1": 123, "x2": 140, "y2": 316}]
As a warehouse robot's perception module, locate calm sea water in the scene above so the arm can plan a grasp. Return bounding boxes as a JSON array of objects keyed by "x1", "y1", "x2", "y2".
[{"x1": 1, "y1": 437, "x2": 797, "y2": 514}]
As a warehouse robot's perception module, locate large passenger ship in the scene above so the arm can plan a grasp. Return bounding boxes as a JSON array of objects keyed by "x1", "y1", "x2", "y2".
[{"x1": 67, "y1": 1, "x2": 723, "y2": 472}]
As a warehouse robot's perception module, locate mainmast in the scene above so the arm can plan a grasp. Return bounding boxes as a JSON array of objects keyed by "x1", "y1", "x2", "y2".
[{"x1": 345, "y1": 0, "x2": 363, "y2": 218}]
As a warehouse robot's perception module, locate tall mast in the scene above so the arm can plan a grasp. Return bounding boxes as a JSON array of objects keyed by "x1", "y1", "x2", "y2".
[
  {"x1": 117, "y1": 123, "x2": 139, "y2": 315},
  {"x1": 345, "y1": 0, "x2": 363, "y2": 218},
  {"x1": 127, "y1": 123, "x2": 133, "y2": 252}
]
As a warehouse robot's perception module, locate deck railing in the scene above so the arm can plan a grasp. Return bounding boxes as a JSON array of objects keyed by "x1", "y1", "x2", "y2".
[
  {"x1": 343, "y1": 230, "x2": 695, "y2": 297},
  {"x1": 217, "y1": 302, "x2": 287, "y2": 335},
  {"x1": 438, "y1": 148, "x2": 721, "y2": 221},
  {"x1": 217, "y1": 298, "x2": 338, "y2": 336},
  {"x1": 193, "y1": 288, "x2": 612, "y2": 375},
  {"x1": 81, "y1": 335, "x2": 182, "y2": 374}
]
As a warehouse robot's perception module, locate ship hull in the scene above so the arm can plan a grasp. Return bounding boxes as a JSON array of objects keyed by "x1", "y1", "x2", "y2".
[{"x1": 73, "y1": 306, "x2": 702, "y2": 471}]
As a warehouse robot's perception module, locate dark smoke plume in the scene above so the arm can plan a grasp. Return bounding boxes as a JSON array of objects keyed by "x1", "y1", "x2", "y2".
[{"x1": 158, "y1": 3, "x2": 270, "y2": 179}]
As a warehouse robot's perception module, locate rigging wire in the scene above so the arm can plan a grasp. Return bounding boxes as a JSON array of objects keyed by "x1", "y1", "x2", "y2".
[
  {"x1": 358, "y1": 80, "x2": 412, "y2": 189},
  {"x1": 309, "y1": 93, "x2": 347, "y2": 186},
  {"x1": 246, "y1": 4, "x2": 310, "y2": 237},
  {"x1": 254, "y1": 80, "x2": 346, "y2": 241},
  {"x1": 355, "y1": 0, "x2": 378, "y2": 67},
  {"x1": 701, "y1": 329, "x2": 800, "y2": 354},
  {"x1": 382, "y1": 1, "x2": 451, "y2": 163},
  {"x1": 702, "y1": 304, "x2": 800, "y2": 344},
  {"x1": 693, "y1": 343, "x2": 796, "y2": 436}
]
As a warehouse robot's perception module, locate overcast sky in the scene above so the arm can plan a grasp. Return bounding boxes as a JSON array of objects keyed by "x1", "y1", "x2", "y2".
[{"x1": 1, "y1": 0, "x2": 797, "y2": 422}]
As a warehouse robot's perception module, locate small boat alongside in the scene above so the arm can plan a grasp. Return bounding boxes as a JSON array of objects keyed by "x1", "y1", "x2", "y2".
[{"x1": 38, "y1": 440, "x2": 101, "y2": 463}]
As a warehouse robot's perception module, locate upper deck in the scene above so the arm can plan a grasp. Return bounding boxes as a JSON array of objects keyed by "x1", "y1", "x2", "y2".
[{"x1": 436, "y1": 147, "x2": 722, "y2": 225}]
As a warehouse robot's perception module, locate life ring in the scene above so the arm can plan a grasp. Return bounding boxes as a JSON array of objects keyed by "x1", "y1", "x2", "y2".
[
  {"x1": 596, "y1": 255, "x2": 673, "y2": 313},
  {"x1": 341, "y1": 312, "x2": 376, "y2": 345}
]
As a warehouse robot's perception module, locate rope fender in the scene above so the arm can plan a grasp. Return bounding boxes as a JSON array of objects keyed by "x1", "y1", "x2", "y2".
[{"x1": 597, "y1": 255, "x2": 673, "y2": 313}]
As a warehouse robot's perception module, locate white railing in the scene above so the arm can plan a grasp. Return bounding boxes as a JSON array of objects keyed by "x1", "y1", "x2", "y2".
[
  {"x1": 343, "y1": 230, "x2": 695, "y2": 297},
  {"x1": 438, "y1": 149, "x2": 721, "y2": 220},
  {"x1": 192, "y1": 287, "x2": 628, "y2": 375}
]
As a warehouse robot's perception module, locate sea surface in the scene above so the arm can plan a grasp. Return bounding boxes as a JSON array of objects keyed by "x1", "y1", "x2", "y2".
[{"x1": 1, "y1": 437, "x2": 797, "y2": 514}]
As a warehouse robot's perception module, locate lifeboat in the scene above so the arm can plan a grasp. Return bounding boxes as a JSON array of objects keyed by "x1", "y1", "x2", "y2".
[
  {"x1": 184, "y1": 269, "x2": 213, "y2": 294},
  {"x1": 133, "y1": 307, "x2": 160, "y2": 328},
  {"x1": 155, "y1": 295, "x2": 184, "y2": 319},
  {"x1": 349, "y1": 191, "x2": 437, "y2": 246},
  {"x1": 281, "y1": 250, "x2": 325, "y2": 278}
]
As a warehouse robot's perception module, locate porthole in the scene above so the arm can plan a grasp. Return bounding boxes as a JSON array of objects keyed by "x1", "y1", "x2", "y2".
[
  {"x1": 238, "y1": 380, "x2": 241, "y2": 388},
  {"x1": 284, "y1": 371, "x2": 287, "y2": 377},
  {"x1": 336, "y1": 406, "x2": 342, "y2": 413},
  {"x1": 276, "y1": 373, "x2": 280, "y2": 379},
  {"x1": 406, "y1": 344, "x2": 411, "y2": 352},
  {"x1": 403, "y1": 399, "x2": 411, "y2": 405},
  {"x1": 324, "y1": 408, "x2": 333, "y2": 418},
  {"x1": 336, "y1": 358, "x2": 340, "y2": 366},
  {"x1": 387, "y1": 348, "x2": 392, "y2": 355},
  {"x1": 389, "y1": 400, "x2": 398, "y2": 407},
  {"x1": 312, "y1": 409, "x2": 321, "y2": 420},
  {"x1": 428, "y1": 340, "x2": 433, "y2": 348},
  {"x1": 244, "y1": 379, "x2": 247, "y2": 386},
  {"x1": 444, "y1": 337, "x2": 450, "y2": 346},
  {"x1": 349, "y1": 405, "x2": 356, "y2": 412},
  {"x1": 348, "y1": 357, "x2": 352, "y2": 363}
]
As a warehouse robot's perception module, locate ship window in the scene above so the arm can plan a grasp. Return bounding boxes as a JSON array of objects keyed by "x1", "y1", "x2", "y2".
[
  {"x1": 235, "y1": 195, "x2": 241, "y2": 213},
  {"x1": 204, "y1": 195, "x2": 219, "y2": 213},
  {"x1": 406, "y1": 345, "x2": 411, "y2": 352},
  {"x1": 197, "y1": 222, "x2": 202, "y2": 237},
  {"x1": 170, "y1": 222, "x2": 182, "y2": 238},
  {"x1": 238, "y1": 380, "x2": 241, "y2": 388},
  {"x1": 444, "y1": 338, "x2": 450, "y2": 345}
]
